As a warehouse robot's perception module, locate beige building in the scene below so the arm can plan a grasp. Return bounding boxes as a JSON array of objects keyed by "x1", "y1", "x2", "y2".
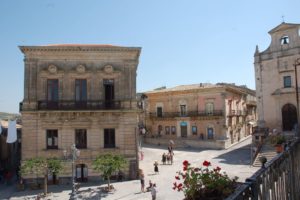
[
  {"x1": 255, "y1": 22, "x2": 300, "y2": 132},
  {"x1": 143, "y1": 83, "x2": 257, "y2": 149},
  {"x1": 19, "y1": 44, "x2": 141, "y2": 182}
]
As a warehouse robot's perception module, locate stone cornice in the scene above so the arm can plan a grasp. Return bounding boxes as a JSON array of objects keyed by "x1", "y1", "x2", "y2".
[{"x1": 19, "y1": 45, "x2": 141, "y2": 60}]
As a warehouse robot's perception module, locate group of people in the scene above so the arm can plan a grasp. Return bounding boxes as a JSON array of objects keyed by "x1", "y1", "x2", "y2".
[
  {"x1": 139, "y1": 169, "x2": 157, "y2": 200},
  {"x1": 139, "y1": 143, "x2": 174, "y2": 200},
  {"x1": 154, "y1": 144, "x2": 174, "y2": 174},
  {"x1": 161, "y1": 152, "x2": 173, "y2": 165}
]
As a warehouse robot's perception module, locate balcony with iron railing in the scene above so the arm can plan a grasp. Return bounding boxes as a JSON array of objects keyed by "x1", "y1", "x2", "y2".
[
  {"x1": 228, "y1": 109, "x2": 247, "y2": 116},
  {"x1": 19, "y1": 100, "x2": 132, "y2": 111},
  {"x1": 149, "y1": 110, "x2": 223, "y2": 118}
]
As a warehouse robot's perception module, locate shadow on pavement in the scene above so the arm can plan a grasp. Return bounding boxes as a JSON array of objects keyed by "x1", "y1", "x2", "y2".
[{"x1": 213, "y1": 144, "x2": 252, "y2": 165}]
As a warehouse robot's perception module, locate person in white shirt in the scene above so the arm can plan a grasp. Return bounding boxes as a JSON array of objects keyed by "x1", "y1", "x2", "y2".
[{"x1": 150, "y1": 183, "x2": 157, "y2": 200}]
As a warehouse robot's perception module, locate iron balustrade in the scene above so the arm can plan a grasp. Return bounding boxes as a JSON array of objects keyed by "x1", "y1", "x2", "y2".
[
  {"x1": 226, "y1": 138, "x2": 300, "y2": 200},
  {"x1": 37, "y1": 100, "x2": 122, "y2": 110},
  {"x1": 149, "y1": 110, "x2": 223, "y2": 118}
]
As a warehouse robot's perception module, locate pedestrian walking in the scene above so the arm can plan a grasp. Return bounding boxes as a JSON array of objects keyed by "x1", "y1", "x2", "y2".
[
  {"x1": 162, "y1": 153, "x2": 166, "y2": 165},
  {"x1": 140, "y1": 151, "x2": 144, "y2": 161},
  {"x1": 139, "y1": 169, "x2": 145, "y2": 192},
  {"x1": 150, "y1": 183, "x2": 157, "y2": 200},
  {"x1": 154, "y1": 161, "x2": 159, "y2": 174}
]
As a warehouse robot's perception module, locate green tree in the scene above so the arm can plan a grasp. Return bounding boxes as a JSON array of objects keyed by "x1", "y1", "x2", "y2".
[
  {"x1": 92, "y1": 154, "x2": 127, "y2": 190},
  {"x1": 20, "y1": 157, "x2": 63, "y2": 195}
]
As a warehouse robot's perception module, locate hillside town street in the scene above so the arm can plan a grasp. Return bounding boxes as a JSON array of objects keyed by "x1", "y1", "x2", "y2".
[{"x1": 0, "y1": 136, "x2": 259, "y2": 200}]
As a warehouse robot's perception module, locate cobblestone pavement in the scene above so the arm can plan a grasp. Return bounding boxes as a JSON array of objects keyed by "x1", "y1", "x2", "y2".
[{"x1": 0, "y1": 136, "x2": 259, "y2": 200}]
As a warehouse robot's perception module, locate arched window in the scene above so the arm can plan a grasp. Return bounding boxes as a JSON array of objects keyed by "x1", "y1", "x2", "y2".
[{"x1": 280, "y1": 35, "x2": 289, "y2": 45}]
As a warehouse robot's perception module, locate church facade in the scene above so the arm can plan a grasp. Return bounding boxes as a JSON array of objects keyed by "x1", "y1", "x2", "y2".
[{"x1": 254, "y1": 23, "x2": 300, "y2": 132}]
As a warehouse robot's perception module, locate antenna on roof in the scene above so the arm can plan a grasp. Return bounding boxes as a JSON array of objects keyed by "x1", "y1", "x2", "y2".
[{"x1": 281, "y1": 15, "x2": 285, "y2": 23}]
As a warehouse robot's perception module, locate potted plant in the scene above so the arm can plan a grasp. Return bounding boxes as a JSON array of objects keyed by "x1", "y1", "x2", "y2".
[
  {"x1": 270, "y1": 135, "x2": 286, "y2": 153},
  {"x1": 173, "y1": 160, "x2": 239, "y2": 200}
]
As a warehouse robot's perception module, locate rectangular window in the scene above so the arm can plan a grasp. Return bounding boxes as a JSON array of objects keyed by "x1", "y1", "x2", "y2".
[
  {"x1": 180, "y1": 105, "x2": 187, "y2": 116},
  {"x1": 103, "y1": 79, "x2": 115, "y2": 108},
  {"x1": 165, "y1": 126, "x2": 170, "y2": 135},
  {"x1": 205, "y1": 103, "x2": 214, "y2": 115},
  {"x1": 192, "y1": 126, "x2": 197, "y2": 135},
  {"x1": 46, "y1": 130, "x2": 58, "y2": 149},
  {"x1": 75, "y1": 79, "x2": 87, "y2": 101},
  {"x1": 207, "y1": 128, "x2": 214, "y2": 139},
  {"x1": 171, "y1": 126, "x2": 176, "y2": 135},
  {"x1": 283, "y1": 76, "x2": 291, "y2": 88},
  {"x1": 157, "y1": 107, "x2": 163, "y2": 117},
  {"x1": 104, "y1": 129, "x2": 115, "y2": 148},
  {"x1": 75, "y1": 129, "x2": 87, "y2": 149},
  {"x1": 47, "y1": 79, "x2": 59, "y2": 101}
]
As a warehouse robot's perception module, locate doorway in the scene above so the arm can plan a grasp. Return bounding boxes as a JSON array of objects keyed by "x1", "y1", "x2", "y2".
[
  {"x1": 282, "y1": 104, "x2": 297, "y2": 131},
  {"x1": 76, "y1": 164, "x2": 88, "y2": 182},
  {"x1": 180, "y1": 123, "x2": 187, "y2": 138}
]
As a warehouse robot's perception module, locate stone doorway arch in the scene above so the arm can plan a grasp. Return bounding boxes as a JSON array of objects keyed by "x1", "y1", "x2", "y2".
[{"x1": 282, "y1": 103, "x2": 297, "y2": 131}]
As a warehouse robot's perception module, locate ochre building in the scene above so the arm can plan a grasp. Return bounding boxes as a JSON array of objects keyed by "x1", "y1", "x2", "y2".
[
  {"x1": 255, "y1": 22, "x2": 300, "y2": 132},
  {"x1": 19, "y1": 44, "x2": 141, "y2": 183},
  {"x1": 143, "y1": 83, "x2": 257, "y2": 149}
]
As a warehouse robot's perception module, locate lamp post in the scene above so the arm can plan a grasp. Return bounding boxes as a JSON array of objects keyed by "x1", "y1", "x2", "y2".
[
  {"x1": 63, "y1": 144, "x2": 80, "y2": 200},
  {"x1": 294, "y1": 58, "x2": 300, "y2": 137}
]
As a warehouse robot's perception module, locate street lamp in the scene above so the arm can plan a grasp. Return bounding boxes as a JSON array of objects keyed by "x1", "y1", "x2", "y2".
[
  {"x1": 294, "y1": 58, "x2": 300, "y2": 137},
  {"x1": 63, "y1": 144, "x2": 80, "y2": 200}
]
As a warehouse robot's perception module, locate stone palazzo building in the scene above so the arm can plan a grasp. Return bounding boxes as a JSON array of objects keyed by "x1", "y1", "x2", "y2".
[
  {"x1": 143, "y1": 83, "x2": 257, "y2": 149},
  {"x1": 19, "y1": 44, "x2": 141, "y2": 182},
  {"x1": 255, "y1": 22, "x2": 300, "y2": 132}
]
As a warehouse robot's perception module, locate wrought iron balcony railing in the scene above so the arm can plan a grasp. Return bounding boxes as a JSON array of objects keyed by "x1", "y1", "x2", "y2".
[
  {"x1": 149, "y1": 110, "x2": 223, "y2": 118},
  {"x1": 228, "y1": 109, "x2": 247, "y2": 116},
  {"x1": 37, "y1": 100, "x2": 122, "y2": 110}
]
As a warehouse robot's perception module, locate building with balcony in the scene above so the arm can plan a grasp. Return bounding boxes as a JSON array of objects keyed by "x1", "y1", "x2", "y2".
[
  {"x1": 143, "y1": 83, "x2": 256, "y2": 149},
  {"x1": 19, "y1": 44, "x2": 141, "y2": 182},
  {"x1": 255, "y1": 22, "x2": 300, "y2": 132}
]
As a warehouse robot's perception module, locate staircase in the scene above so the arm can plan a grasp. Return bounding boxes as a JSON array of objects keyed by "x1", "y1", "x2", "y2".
[{"x1": 252, "y1": 144, "x2": 278, "y2": 167}]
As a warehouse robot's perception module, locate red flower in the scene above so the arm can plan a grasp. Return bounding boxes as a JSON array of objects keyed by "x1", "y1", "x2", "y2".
[
  {"x1": 178, "y1": 183, "x2": 183, "y2": 188},
  {"x1": 175, "y1": 176, "x2": 180, "y2": 180},
  {"x1": 215, "y1": 166, "x2": 221, "y2": 171},
  {"x1": 182, "y1": 174, "x2": 186, "y2": 179},
  {"x1": 183, "y1": 166, "x2": 188, "y2": 171},
  {"x1": 173, "y1": 182, "x2": 177, "y2": 187},
  {"x1": 183, "y1": 160, "x2": 189, "y2": 166},
  {"x1": 172, "y1": 187, "x2": 176, "y2": 190},
  {"x1": 203, "y1": 160, "x2": 211, "y2": 167}
]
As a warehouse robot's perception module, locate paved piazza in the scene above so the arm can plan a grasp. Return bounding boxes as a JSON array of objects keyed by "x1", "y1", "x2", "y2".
[{"x1": 0, "y1": 137, "x2": 259, "y2": 200}]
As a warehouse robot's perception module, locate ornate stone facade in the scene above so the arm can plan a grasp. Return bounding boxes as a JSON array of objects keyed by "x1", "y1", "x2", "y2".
[
  {"x1": 142, "y1": 83, "x2": 257, "y2": 149},
  {"x1": 255, "y1": 23, "x2": 300, "y2": 132},
  {"x1": 19, "y1": 44, "x2": 141, "y2": 182}
]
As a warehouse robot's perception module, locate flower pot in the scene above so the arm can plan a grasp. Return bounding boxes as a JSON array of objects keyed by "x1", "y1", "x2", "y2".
[{"x1": 275, "y1": 144, "x2": 283, "y2": 153}]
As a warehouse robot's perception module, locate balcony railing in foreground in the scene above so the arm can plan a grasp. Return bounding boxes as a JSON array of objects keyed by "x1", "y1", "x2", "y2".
[
  {"x1": 37, "y1": 100, "x2": 121, "y2": 110},
  {"x1": 149, "y1": 110, "x2": 223, "y2": 118},
  {"x1": 226, "y1": 138, "x2": 300, "y2": 200}
]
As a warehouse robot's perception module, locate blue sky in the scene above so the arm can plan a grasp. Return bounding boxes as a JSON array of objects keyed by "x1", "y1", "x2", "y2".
[{"x1": 0, "y1": 0, "x2": 299, "y2": 113}]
